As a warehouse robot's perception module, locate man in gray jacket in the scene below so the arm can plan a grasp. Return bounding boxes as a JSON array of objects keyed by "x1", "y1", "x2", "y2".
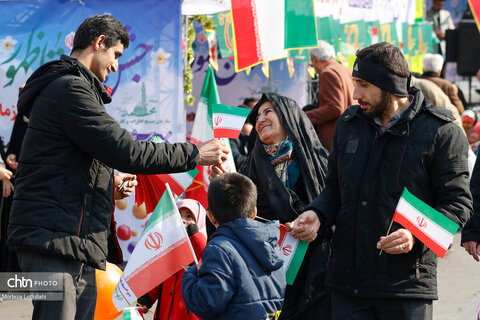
[{"x1": 7, "y1": 14, "x2": 228, "y2": 320}]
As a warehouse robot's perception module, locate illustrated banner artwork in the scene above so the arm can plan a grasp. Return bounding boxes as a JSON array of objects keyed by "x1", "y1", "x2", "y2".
[
  {"x1": 0, "y1": 0, "x2": 184, "y2": 262},
  {"x1": 0, "y1": 0, "x2": 183, "y2": 145}
]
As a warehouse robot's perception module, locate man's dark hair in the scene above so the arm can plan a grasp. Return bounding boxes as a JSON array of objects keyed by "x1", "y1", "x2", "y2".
[
  {"x1": 72, "y1": 15, "x2": 129, "y2": 53},
  {"x1": 208, "y1": 173, "x2": 257, "y2": 224},
  {"x1": 356, "y1": 42, "x2": 410, "y2": 78}
]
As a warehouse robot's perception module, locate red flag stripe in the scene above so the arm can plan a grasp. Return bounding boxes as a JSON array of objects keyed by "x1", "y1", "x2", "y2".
[
  {"x1": 159, "y1": 174, "x2": 187, "y2": 196},
  {"x1": 231, "y1": 0, "x2": 262, "y2": 70},
  {"x1": 213, "y1": 128, "x2": 242, "y2": 139},
  {"x1": 125, "y1": 239, "x2": 193, "y2": 296},
  {"x1": 393, "y1": 211, "x2": 448, "y2": 258}
]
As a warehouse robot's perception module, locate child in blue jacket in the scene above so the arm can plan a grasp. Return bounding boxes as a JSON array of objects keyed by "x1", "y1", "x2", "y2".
[{"x1": 182, "y1": 172, "x2": 286, "y2": 320}]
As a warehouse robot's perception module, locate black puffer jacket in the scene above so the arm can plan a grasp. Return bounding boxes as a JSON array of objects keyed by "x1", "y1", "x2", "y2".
[
  {"x1": 462, "y1": 156, "x2": 480, "y2": 244},
  {"x1": 8, "y1": 55, "x2": 199, "y2": 270},
  {"x1": 309, "y1": 87, "x2": 472, "y2": 300}
]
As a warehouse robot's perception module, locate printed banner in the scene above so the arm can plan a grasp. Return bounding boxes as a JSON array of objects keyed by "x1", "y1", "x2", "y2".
[
  {"x1": 0, "y1": 0, "x2": 184, "y2": 145},
  {"x1": 213, "y1": 11, "x2": 234, "y2": 58},
  {"x1": 402, "y1": 22, "x2": 433, "y2": 56}
]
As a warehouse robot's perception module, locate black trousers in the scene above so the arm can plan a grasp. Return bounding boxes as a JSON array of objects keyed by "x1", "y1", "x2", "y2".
[
  {"x1": 332, "y1": 290, "x2": 433, "y2": 320},
  {"x1": 16, "y1": 250, "x2": 97, "y2": 320}
]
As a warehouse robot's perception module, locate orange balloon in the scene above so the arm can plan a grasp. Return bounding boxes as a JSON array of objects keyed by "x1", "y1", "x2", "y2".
[{"x1": 94, "y1": 262, "x2": 123, "y2": 320}]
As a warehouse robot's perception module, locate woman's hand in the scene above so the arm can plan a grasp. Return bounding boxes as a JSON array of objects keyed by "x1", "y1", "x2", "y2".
[
  {"x1": 0, "y1": 168, "x2": 12, "y2": 181},
  {"x1": 209, "y1": 164, "x2": 227, "y2": 181},
  {"x1": 3, "y1": 179, "x2": 14, "y2": 198},
  {"x1": 286, "y1": 210, "x2": 320, "y2": 243},
  {"x1": 6, "y1": 154, "x2": 18, "y2": 170}
]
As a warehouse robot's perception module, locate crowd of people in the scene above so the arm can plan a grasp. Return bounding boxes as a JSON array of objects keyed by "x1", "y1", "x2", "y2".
[{"x1": 1, "y1": 4, "x2": 480, "y2": 320}]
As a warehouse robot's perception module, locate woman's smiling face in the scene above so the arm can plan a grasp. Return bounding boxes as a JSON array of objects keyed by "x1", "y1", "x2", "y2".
[{"x1": 255, "y1": 102, "x2": 287, "y2": 145}]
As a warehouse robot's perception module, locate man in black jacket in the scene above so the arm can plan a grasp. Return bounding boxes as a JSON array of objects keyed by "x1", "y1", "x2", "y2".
[
  {"x1": 287, "y1": 42, "x2": 472, "y2": 320},
  {"x1": 462, "y1": 157, "x2": 480, "y2": 261},
  {"x1": 7, "y1": 15, "x2": 228, "y2": 320}
]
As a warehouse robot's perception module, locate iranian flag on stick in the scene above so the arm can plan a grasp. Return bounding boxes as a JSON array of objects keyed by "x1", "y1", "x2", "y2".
[
  {"x1": 279, "y1": 224, "x2": 309, "y2": 285},
  {"x1": 212, "y1": 104, "x2": 250, "y2": 139},
  {"x1": 113, "y1": 185, "x2": 198, "y2": 311},
  {"x1": 393, "y1": 188, "x2": 459, "y2": 259}
]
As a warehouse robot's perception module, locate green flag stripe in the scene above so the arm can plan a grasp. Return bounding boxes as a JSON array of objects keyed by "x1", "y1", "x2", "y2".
[
  {"x1": 401, "y1": 188, "x2": 459, "y2": 234},
  {"x1": 213, "y1": 104, "x2": 250, "y2": 118},
  {"x1": 141, "y1": 190, "x2": 176, "y2": 236},
  {"x1": 285, "y1": 241, "x2": 309, "y2": 285}
]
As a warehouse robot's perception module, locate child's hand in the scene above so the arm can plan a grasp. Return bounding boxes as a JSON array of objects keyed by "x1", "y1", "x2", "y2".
[{"x1": 139, "y1": 305, "x2": 149, "y2": 314}]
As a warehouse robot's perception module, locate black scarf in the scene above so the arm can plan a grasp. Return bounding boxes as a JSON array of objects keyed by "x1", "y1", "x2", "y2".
[{"x1": 240, "y1": 92, "x2": 329, "y2": 223}]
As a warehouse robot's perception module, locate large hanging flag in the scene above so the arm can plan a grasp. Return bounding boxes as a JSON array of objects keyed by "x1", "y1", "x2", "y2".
[
  {"x1": 230, "y1": 0, "x2": 287, "y2": 71},
  {"x1": 393, "y1": 188, "x2": 459, "y2": 259},
  {"x1": 468, "y1": 0, "x2": 480, "y2": 33},
  {"x1": 278, "y1": 224, "x2": 309, "y2": 285},
  {"x1": 212, "y1": 104, "x2": 250, "y2": 139},
  {"x1": 284, "y1": 0, "x2": 317, "y2": 50},
  {"x1": 186, "y1": 66, "x2": 218, "y2": 208},
  {"x1": 213, "y1": 11, "x2": 235, "y2": 58},
  {"x1": 113, "y1": 185, "x2": 198, "y2": 311}
]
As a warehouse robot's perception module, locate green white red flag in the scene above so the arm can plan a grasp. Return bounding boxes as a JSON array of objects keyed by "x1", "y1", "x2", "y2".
[
  {"x1": 186, "y1": 66, "x2": 237, "y2": 208},
  {"x1": 230, "y1": 0, "x2": 287, "y2": 71},
  {"x1": 185, "y1": 66, "x2": 218, "y2": 208},
  {"x1": 122, "y1": 307, "x2": 144, "y2": 320},
  {"x1": 113, "y1": 185, "x2": 198, "y2": 311},
  {"x1": 278, "y1": 224, "x2": 309, "y2": 285},
  {"x1": 393, "y1": 188, "x2": 459, "y2": 259},
  {"x1": 230, "y1": 0, "x2": 317, "y2": 71},
  {"x1": 212, "y1": 104, "x2": 250, "y2": 139}
]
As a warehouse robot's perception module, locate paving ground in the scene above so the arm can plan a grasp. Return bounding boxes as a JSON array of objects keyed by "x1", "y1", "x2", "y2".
[{"x1": 1, "y1": 232, "x2": 479, "y2": 319}]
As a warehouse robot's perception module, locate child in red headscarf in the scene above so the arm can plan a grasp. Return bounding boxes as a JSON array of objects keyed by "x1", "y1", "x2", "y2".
[{"x1": 138, "y1": 199, "x2": 207, "y2": 320}]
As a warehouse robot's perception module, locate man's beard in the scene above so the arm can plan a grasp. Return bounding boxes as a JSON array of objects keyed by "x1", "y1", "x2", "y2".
[{"x1": 361, "y1": 90, "x2": 391, "y2": 119}]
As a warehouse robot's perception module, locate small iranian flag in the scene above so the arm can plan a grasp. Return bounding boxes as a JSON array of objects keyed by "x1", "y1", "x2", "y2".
[
  {"x1": 279, "y1": 224, "x2": 309, "y2": 285},
  {"x1": 157, "y1": 170, "x2": 198, "y2": 198},
  {"x1": 393, "y1": 188, "x2": 459, "y2": 259},
  {"x1": 122, "y1": 307, "x2": 144, "y2": 320},
  {"x1": 212, "y1": 104, "x2": 250, "y2": 139},
  {"x1": 113, "y1": 185, "x2": 198, "y2": 311}
]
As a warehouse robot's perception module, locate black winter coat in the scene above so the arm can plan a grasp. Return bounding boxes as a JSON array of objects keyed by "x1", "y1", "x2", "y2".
[
  {"x1": 8, "y1": 55, "x2": 199, "y2": 270},
  {"x1": 309, "y1": 87, "x2": 472, "y2": 300},
  {"x1": 462, "y1": 155, "x2": 480, "y2": 244}
]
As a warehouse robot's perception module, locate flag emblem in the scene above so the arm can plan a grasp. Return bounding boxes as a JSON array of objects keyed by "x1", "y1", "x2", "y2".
[
  {"x1": 144, "y1": 232, "x2": 163, "y2": 251},
  {"x1": 282, "y1": 245, "x2": 293, "y2": 256},
  {"x1": 417, "y1": 216, "x2": 427, "y2": 228}
]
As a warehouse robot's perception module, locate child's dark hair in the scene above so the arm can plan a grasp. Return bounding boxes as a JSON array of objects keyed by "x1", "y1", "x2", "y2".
[
  {"x1": 207, "y1": 173, "x2": 257, "y2": 224},
  {"x1": 72, "y1": 14, "x2": 129, "y2": 53}
]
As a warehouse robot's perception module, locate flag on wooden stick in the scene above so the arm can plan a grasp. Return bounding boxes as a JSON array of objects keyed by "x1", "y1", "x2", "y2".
[
  {"x1": 393, "y1": 188, "x2": 459, "y2": 258},
  {"x1": 212, "y1": 104, "x2": 250, "y2": 139}
]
